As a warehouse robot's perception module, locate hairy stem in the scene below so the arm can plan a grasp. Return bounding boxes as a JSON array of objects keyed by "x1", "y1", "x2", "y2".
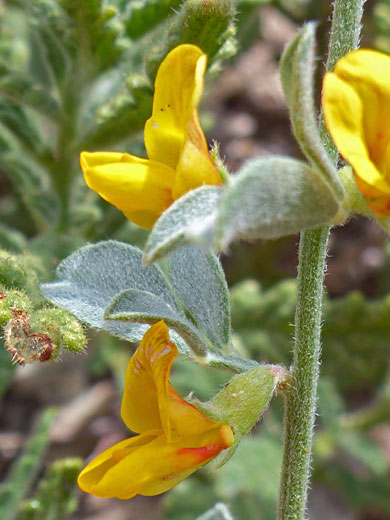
[
  {"x1": 277, "y1": 226, "x2": 329, "y2": 520},
  {"x1": 277, "y1": 1, "x2": 364, "y2": 518}
]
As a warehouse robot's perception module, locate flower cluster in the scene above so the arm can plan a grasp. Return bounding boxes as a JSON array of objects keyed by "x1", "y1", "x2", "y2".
[
  {"x1": 80, "y1": 45, "x2": 222, "y2": 229},
  {"x1": 78, "y1": 321, "x2": 233, "y2": 499}
]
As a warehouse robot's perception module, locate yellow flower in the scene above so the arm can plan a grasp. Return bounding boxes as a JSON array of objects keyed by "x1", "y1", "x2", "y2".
[
  {"x1": 78, "y1": 321, "x2": 234, "y2": 499},
  {"x1": 322, "y1": 49, "x2": 390, "y2": 216},
  {"x1": 80, "y1": 45, "x2": 222, "y2": 229}
]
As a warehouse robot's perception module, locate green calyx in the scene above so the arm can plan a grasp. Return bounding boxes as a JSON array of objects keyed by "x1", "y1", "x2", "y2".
[{"x1": 190, "y1": 364, "x2": 289, "y2": 466}]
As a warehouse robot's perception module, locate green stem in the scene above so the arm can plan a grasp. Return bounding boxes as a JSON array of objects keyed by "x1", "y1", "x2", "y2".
[
  {"x1": 277, "y1": 226, "x2": 329, "y2": 520},
  {"x1": 52, "y1": 47, "x2": 93, "y2": 232},
  {"x1": 277, "y1": 1, "x2": 364, "y2": 518},
  {"x1": 325, "y1": 0, "x2": 364, "y2": 71}
]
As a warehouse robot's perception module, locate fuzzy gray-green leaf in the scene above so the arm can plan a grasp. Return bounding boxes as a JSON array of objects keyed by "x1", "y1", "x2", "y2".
[
  {"x1": 144, "y1": 186, "x2": 222, "y2": 264},
  {"x1": 280, "y1": 23, "x2": 344, "y2": 200},
  {"x1": 168, "y1": 245, "x2": 231, "y2": 351},
  {"x1": 42, "y1": 241, "x2": 180, "y2": 343},
  {"x1": 0, "y1": 60, "x2": 60, "y2": 119},
  {"x1": 105, "y1": 289, "x2": 207, "y2": 356},
  {"x1": 215, "y1": 156, "x2": 339, "y2": 249}
]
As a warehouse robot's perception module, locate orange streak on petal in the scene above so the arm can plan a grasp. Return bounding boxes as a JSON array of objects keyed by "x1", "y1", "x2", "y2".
[
  {"x1": 177, "y1": 426, "x2": 234, "y2": 465},
  {"x1": 177, "y1": 443, "x2": 224, "y2": 463}
]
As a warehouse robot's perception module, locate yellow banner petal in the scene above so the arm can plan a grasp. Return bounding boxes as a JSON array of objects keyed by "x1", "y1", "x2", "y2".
[
  {"x1": 121, "y1": 322, "x2": 229, "y2": 441},
  {"x1": 144, "y1": 44, "x2": 207, "y2": 170},
  {"x1": 121, "y1": 322, "x2": 177, "y2": 435},
  {"x1": 80, "y1": 152, "x2": 175, "y2": 229}
]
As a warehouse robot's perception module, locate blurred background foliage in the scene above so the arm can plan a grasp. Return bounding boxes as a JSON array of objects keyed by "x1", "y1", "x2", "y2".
[{"x1": 0, "y1": 0, "x2": 389, "y2": 519}]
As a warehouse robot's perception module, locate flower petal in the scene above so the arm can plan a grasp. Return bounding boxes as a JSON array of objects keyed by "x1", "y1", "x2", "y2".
[
  {"x1": 121, "y1": 321, "x2": 177, "y2": 435},
  {"x1": 167, "y1": 382, "x2": 227, "y2": 439},
  {"x1": 80, "y1": 151, "x2": 175, "y2": 229},
  {"x1": 144, "y1": 44, "x2": 207, "y2": 170},
  {"x1": 322, "y1": 49, "x2": 390, "y2": 199},
  {"x1": 355, "y1": 177, "x2": 390, "y2": 215},
  {"x1": 172, "y1": 111, "x2": 222, "y2": 200},
  {"x1": 79, "y1": 426, "x2": 233, "y2": 499},
  {"x1": 139, "y1": 425, "x2": 234, "y2": 496},
  {"x1": 121, "y1": 321, "x2": 229, "y2": 441},
  {"x1": 77, "y1": 430, "x2": 161, "y2": 497}
]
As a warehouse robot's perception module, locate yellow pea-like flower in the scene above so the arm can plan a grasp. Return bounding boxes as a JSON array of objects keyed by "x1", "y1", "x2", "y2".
[
  {"x1": 322, "y1": 49, "x2": 390, "y2": 216},
  {"x1": 78, "y1": 321, "x2": 234, "y2": 499},
  {"x1": 80, "y1": 45, "x2": 222, "y2": 229}
]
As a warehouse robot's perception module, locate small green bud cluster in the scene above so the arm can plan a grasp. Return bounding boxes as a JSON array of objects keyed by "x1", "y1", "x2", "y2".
[
  {"x1": 0, "y1": 251, "x2": 87, "y2": 365},
  {"x1": 4, "y1": 308, "x2": 55, "y2": 365},
  {"x1": 146, "y1": 0, "x2": 237, "y2": 80},
  {"x1": 0, "y1": 250, "x2": 44, "y2": 302},
  {"x1": 31, "y1": 308, "x2": 87, "y2": 354},
  {"x1": 1, "y1": 300, "x2": 87, "y2": 365},
  {"x1": 0, "y1": 288, "x2": 33, "y2": 326}
]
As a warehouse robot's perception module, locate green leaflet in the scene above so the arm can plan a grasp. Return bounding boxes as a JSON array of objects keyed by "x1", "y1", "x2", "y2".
[
  {"x1": 105, "y1": 288, "x2": 207, "y2": 356},
  {"x1": 280, "y1": 23, "x2": 344, "y2": 200},
  {"x1": 144, "y1": 186, "x2": 222, "y2": 264},
  {"x1": 43, "y1": 240, "x2": 234, "y2": 359},
  {"x1": 42, "y1": 240, "x2": 181, "y2": 342},
  {"x1": 168, "y1": 245, "x2": 231, "y2": 352},
  {"x1": 214, "y1": 157, "x2": 339, "y2": 250}
]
